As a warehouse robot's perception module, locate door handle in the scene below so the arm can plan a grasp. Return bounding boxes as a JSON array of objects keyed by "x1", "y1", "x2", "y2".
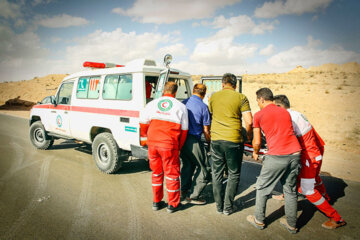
[
  {"x1": 64, "y1": 111, "x2": 68, "y2": 114},
  {"x1": 51, "y1": 111, "x2": 56, "y2": 113}
]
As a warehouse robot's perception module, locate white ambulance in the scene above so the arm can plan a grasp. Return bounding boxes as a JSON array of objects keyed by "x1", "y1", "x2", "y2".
[{"x1": 29, "y1": 55, "x2": 193, "y2": 173}]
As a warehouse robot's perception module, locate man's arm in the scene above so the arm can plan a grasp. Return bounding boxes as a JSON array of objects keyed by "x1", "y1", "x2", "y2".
[
  {"x1": 252, "y1": 127, "x2": 261, "y2": 161},
  {"x1": 139, "y1": 107, "x2": 150, "y2": 146},
  {"x1": 242, "y1": 111, "x2": 253, "y2": 142},
  {"x1": 179, "y1": 107, "x2": 189, "y2": 149},
  {"x1": 203, "y1": 125, "x2": 211, "y2": 143}
]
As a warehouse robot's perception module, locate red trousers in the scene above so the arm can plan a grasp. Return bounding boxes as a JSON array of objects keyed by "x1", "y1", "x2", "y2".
[
  {"x1": 298, "y1": 157, "x2": 342, "y2": 221},
  {"x1": 148, "y1": 146, "x2": 181, "y2": 207}
]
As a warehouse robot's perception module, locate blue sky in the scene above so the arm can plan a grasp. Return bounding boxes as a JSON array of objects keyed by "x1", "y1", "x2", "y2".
[{"x1": 0, "y1": 0, "x2": 359, "y2": 82}]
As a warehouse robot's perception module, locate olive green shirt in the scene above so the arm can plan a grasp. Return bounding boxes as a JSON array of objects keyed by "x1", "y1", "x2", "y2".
[{"x1": 209, "y1": 87, "x2": 251, "y2": 143}]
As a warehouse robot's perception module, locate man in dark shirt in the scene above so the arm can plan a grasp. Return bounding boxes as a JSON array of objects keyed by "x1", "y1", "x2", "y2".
[
  {"x1": 247, "y1": 88, "x2": 301, "y2": 234},
  {"x1": 180, "y1": 83, "x2": 211, "y2": 205}
]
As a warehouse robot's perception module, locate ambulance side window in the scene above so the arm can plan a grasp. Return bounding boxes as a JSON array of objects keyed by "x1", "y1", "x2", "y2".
[
  {"x1": 57, "y1": 82, "x2": 74, "y2": 105},
  {"x1": 103, "y1": 74, "x2": 132, "y2": 100},
  {"x1": 76, "y1": 76, "x2": 101, "y2": 99},
  {"x1": 175, "y1": 79, "x2": 190, "y2": 101}
]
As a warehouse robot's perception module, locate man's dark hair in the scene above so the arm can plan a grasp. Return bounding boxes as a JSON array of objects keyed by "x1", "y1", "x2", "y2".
[
  {"x1": 193, "y1": 83, "x2": 207, "y2": 97},
  {"x1": 274, "y1": 95, "x2": 291, "y2": 108},
  {"x1": 222, "y1": 73, "x2": 237, "y2": 88},
  {"x1": 164, "y1": 81, "x2": 178, "y2": 95},
  {"x1": 256, "y1": 88, "x2": 274, "y2": 101}
]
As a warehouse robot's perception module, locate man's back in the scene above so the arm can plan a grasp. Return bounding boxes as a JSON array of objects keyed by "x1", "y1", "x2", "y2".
[
  {"x1": 141, "y1": 95, "x2": 188, "y2": 149},
  {"x1": 287, "y1": 109, "x2": 324, "y2": 159},
  {"x1": 253, "y1": 104, "x2": 301, "y2": 155},
  {"x1": 183, "y1": 95, "x2": 210, "y2": 139},
  {"x1": 209, "y1": 88, "x2": 250, "y2": 143}
]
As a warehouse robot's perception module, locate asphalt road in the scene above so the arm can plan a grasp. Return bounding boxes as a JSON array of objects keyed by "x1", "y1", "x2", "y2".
[{"x1": 0, "y1": 114, "x2": 359, "y2": 239}]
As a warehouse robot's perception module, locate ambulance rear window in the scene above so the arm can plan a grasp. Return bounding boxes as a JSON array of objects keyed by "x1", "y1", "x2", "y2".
[{"x1": 103, "y1": 74, "x2": 132, "y2": 100}]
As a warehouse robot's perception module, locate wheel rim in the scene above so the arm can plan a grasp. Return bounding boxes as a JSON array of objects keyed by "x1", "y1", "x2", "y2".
[
  {"x1": 97, "y1": 143, "x2": 110, "y2": 164},
  {"x1": 34, "y1": 128, "x2": 45, "y2": 143}
]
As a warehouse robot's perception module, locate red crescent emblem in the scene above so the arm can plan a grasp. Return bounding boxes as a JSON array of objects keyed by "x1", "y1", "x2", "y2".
[{"x1": 161, "y1": 102, "x2": 168, "y2": 108}]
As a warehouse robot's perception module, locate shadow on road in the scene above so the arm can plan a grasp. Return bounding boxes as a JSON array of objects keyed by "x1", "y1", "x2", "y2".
[
  {"x1": 296, "y1": 175, "x2": 348, "y2": 229},
  {"x1": 47, "y1": 141, "x2": 349, "y2": 228},
  {"x1": 50, "y1": 140, "x2": 83, "y2": 150},
  {"x1": 232, "y1": 161, "x2": 348, "y2": 228},
  {"x1": 49, "y1": 140, "x2": 151, "y2": 174}
]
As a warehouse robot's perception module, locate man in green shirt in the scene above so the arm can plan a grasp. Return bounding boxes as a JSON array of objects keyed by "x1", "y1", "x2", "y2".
[{"x1": 209, "y1": 73, "x2": 253, "y2": 215}]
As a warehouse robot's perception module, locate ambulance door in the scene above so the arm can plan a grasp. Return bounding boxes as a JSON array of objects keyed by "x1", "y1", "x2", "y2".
[
  {"x1": 154, "y1": 69, "x2": 168, "y2": 99},
  {"x1": 49, "y1": 81, "x2": 74, "y2": 136},
  {"x1": 154, "y1": 69, "x2": 191, "y2": 101}
]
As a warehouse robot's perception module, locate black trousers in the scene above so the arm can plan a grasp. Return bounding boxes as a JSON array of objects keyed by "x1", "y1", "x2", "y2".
[
  {"x1": 211, "y1": 140, "x2": 244, "y2": 211},
  {"x1": 180, "y1": 135, "x2": 210, "y2": 199}
]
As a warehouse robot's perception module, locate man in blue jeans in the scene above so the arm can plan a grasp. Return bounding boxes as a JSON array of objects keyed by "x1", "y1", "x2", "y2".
[{"x1": 181, "y1": 83, "x2": 211, "y2": 205}]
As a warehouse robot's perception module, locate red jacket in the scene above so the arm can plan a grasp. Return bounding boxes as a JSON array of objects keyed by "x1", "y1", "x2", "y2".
[
  {"x1": 139, "y1": 94, "x2": 188, "y2": 150},
  {"x1": 288, "y1": 109, "x2": 325, "y2": 162}
]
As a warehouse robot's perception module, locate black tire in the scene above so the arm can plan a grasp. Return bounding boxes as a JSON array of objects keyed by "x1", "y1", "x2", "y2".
[
  {"x1": 92, "y1": 132, "x2": 123, "y2": 174},
  {"x1": 29, "y1": 121, "x2": 54, "y2": 150}
]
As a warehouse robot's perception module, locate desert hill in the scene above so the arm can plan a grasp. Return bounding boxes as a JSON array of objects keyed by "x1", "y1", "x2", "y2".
[
  {"x1": 0, "y1": 62, "x2": 359, "y2": 155},
  {"x1": 0, "y1": 74, "x2": 67, "y2": 106}
]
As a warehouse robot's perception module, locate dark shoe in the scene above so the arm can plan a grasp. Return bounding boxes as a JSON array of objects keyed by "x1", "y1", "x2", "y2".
[
  {"x1": 152, "y1": 201, "x2": 165, "y2": 211},
  {"x1": 180, "y1": 190, "x2": 188, "y2": 201},
  {"x1": 322, "y1": 218, "x2": 346, "y2": 229},
  {"x1": 223, "y1": 205, "x2": 238, "y2": 216},
  {"x1": 167, "y1": 203, "x2": 183, "y2": 213},
  {"x1": 280, "y1": 218, "x2": 298, "y2": 234},
  {"x1": 247, "y1": 215, "x2": 265, "y2": 230},
  {"x1": 185, "y1": 197, "x2": 206, "y2": 205}
]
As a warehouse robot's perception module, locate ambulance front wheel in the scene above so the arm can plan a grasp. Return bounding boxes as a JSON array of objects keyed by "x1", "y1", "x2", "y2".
[
  {"x1": 29, "y1": 121, "x2": 54, "y2": 150},
  {"x1": 92, "y1": 132, "x2": 122, "y2": 174}
]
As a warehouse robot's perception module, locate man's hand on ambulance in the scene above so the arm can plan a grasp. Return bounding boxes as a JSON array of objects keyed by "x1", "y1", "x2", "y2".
[{"x1": 253, "y1": 152, "x2": 259, "y2": 161}]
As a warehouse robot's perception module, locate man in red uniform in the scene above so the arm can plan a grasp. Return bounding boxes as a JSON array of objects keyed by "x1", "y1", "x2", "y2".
[
  {"x1": 139, "y1": 82, "x2": 188, "y2": 213},
  {"x1": 273, "y1": 95, "x2": 346, "y2": 229}
]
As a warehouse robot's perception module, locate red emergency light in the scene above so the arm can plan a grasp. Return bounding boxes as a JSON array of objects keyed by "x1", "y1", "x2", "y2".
[{"x1": 83, "y1": 61, "x2": 125, "y2": 68}]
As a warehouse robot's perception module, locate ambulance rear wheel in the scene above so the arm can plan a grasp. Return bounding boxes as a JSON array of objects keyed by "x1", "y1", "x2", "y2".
[
  {"x1": 29, "y1": 121, "x2": 54, "y2": 150},
  {"x1": 92, "y1": 132, "x2": 122, "y2": 174}
]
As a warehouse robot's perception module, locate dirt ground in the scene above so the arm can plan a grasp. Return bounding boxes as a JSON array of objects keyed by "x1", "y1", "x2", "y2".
[
  {"x1": 1, "y1": 62, "x2": 359, "y2": 182},
  {"x1": 1, "y1": 114, "x2": 358, "y2": 239}
]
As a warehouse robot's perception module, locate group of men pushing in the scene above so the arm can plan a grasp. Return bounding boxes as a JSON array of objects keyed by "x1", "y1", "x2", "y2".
[{"x1": 139, "y1": 73, "x2": 346, "y2": 234}]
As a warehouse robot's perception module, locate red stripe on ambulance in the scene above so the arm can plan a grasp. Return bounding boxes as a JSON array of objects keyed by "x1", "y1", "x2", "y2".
[{"x1": 33, "y1": 104, "x2": 139, "y2": 118}]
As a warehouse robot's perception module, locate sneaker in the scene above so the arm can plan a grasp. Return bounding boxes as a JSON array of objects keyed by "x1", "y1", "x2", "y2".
[
  {"x1": 322, "y1": 218, "x2": 346, "y2": 229},
  {"x1": 185, "y1": 197, "x2": 206, "y2": 205},
  {"x1": 246, "y1": 215, "x2": 265, "y2": 230},
  {"x1": 223, "y1": 205, "x2": 238, "y2": 216},
  {"x1": 272, "y1": 194, "x2": 285, "y2": 201},
  {"x1": 152, "y1": 201, "x2": 165, "y2": 211},
  {"x1": 280, "y1": 218, "x2": 298, "y2": 234},
  {"x1": 167, "y1": 203, "x2": 183, "y2": 213}
]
